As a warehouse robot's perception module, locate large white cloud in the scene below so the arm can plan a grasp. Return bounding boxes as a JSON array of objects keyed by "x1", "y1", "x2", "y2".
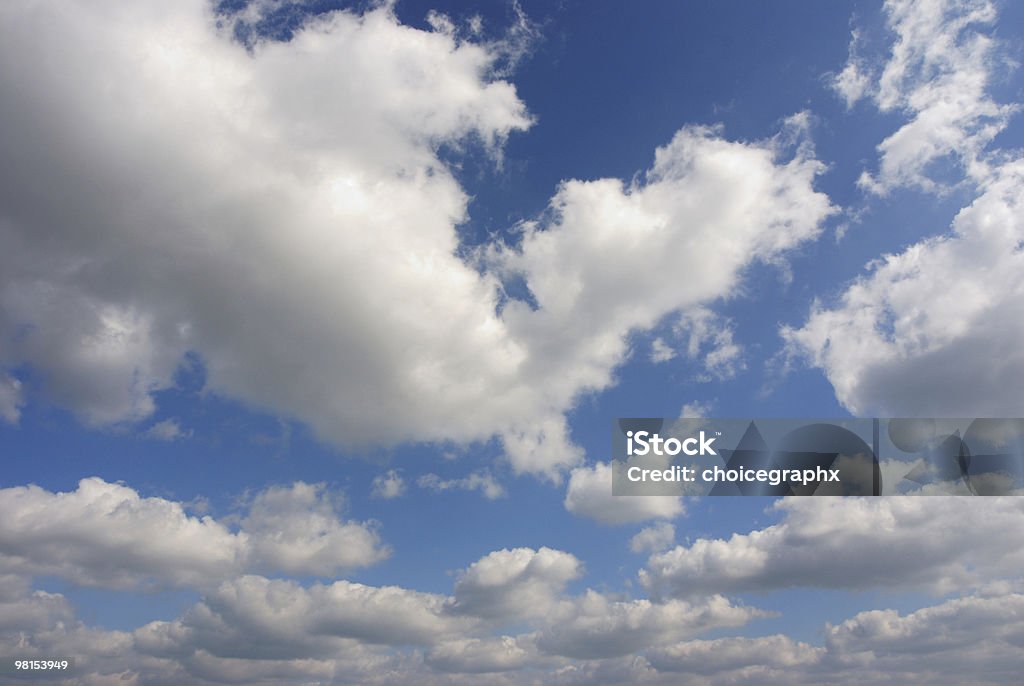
[
  {"x1": 0, "y1": 0, "x2": 834, "y2": 479},
  {"x1": 488, "y1": 123, "x2": 833, "y2": 476},
  {"x1": 788, "y1": 0, "x2": 1024, "y2": 417},
  {"x1": 0, "y1": 478, "x2": 387, "y2": 588},
  {"x1": 822, "y1": 593, "x2": 1024, "y2": 681},
  {"x1": 785, "y1": 160, "x2": 1024, "y2": 416},
  {"x1": 641, "y1": 497, "x2": 1024, "y2": 598}
]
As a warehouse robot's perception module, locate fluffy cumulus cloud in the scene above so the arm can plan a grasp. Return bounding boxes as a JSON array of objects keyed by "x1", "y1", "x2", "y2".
[
  {"x1": 0, "y1": 0, "x2": 833, "y2": 481},
  {"x1": 241, "y1": 481, "x2": 390, "y2": 576},
  {"x1": 138, "y1": 574, "x2": 473, "y2": 658},
  {"x1": 564, "y1": 462, "x2": 685, "y2": 524},
  {"x1": 785, "y1": 161, "x2": 1024, "y2": 416},
  {"x1": 0, "y1": 514, "x2": 780, "y2": 684},
  {"x1": 646, "y1": 635, "x2": 822, "y2": 675},
  {"x1": 0, "y1": 574, "x2": 75, "y2": 634},
  {"x1": 0, "y1": 478, "x2": 387, "y2": 588},
  {"x1": 641, "y1": 497, "x2": 1024, "y2": 598},
  {"x1": 124, "y1": 566, "x2": 765, "y2": 681},
  {"x1": 822, "y1": 593, "x2": 1024, "y2": 682},
  {"x1": 486, "y1": 124, "x2": 832, "y2": 477},
  {"x1": 630, "y1": 523, "x2": 676, "y2": 554},
  {"x1": 448, "y1": 547, "x2": 582, "y2": 620},
  {"x1": 788, "y1": 0, "x2": 1024, "y2": 417},
  {"x1": 534, "y1": 592, "x2": 764, "y2": 660},
  {"x1": 4, "y1": 531, "x2": 1024, "y2": 684},
  {"x1": 425, "y1": 635, "x2": 535, "y2": 674},
  {"x1": 0, "y1": 544, "x2": 760, "y2": 684}
]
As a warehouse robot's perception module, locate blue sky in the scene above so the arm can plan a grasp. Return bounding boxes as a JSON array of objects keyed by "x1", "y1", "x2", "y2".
[{"x1": 1, "y1": 0, "x2": 1024, "y2": 684}]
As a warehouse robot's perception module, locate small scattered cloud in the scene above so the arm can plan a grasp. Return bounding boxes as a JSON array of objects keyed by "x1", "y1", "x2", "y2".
[
  {"x1": 141, "y1": 418, "x2": 192, "y2": 441},
  {"x1": 674, "y1": 308, "x2": 745, "y2": 382},
  {"x1": 649, "y1": 337, "x2": 675, "y2": 363},
  {"x1": 371, "y1": 469, "x2": 406, "y2": 500},
  {"x1": 630, "y1": 522, "x2": 676, "y2": 554},
  {"x1": 564, "y1": 462, "x2": 684, "y2": 525},
  {"x1": 418, "y1": 471, "x2": 506, "y2": 500},
  {"x1": 0, "y1": 374, "x2": 22, "y2": 424},
  {"x1": 679, "y1": 400, "x2": 713, "y2": 419},
  {"x1": 831, "y1": 29, "x2": 872, "y2": 108}
]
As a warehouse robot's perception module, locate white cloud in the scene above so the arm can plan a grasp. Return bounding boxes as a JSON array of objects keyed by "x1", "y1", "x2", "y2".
[
  {"x1": 371, "y1": 469, "x2": 406, "y2": 500},
  {"x1": 241, "y1": 482, "x2": 390, "y2": 577},
  {"x1": 649, "y1": 337, "x2": 675, "y2": 363},
  {"x1": 0, "y1": 574, "x2": 75, "y2": 634},
  {"x1": 675, "y1": 307, "x2": 744, "y2": 381},
  {"x1": 449, "y1": 547, "x2": 581, "y2": 620},
  {"x1": 0, "y1": 0, "x2": 530, "y2": 459},
  {"x1": 418, "y1": 471, "x2": 506, "y2": 500},
  {"x1": 0, "y1": 374, "x2": 22, "y2": 424},
  {"x1": 0, "y1": 0, "x2": 834, "y2": 480},
  {"x1": 641, "y1": 497, "x2": 1024, "y2": 598},
  {"x1": 3, "y1": 548, "x2": 1023, "y2": 684},
  {"x1": 0, "y1": 478, "x2": 388, "y2": 589},
  {"x1": 832, "y1": 30, "x2": 872, "y2": 108},
  {"x1": 823, "y1": 593, "x2": 1024, "y2": 680},
  {"x1": 534, "y1": 592, "x2": 765, "y2": 660},
  {"x1": 647, "y1": 308, "x2": 743, "y2": 379},
  {"x1": 784, "y1": 159, "x2": 1024, "y2": 417},
  {"x1": 646, "y1": 634, "x2": 822, "y2": 674},
  {"x1": 141, "y1": 575, "x2": 473, "y2": 657},
  {"x1": 843, "y1": 0, "x2": 1016, "y2": 193},
  {"x1": 564, "y1": 462, "x2": 684, "y2": 525},
  {"x1": 16, "y1": 535, "x2": 1022, "y2": 685},
  {"x1": 487, "y1": 127, "x2": 832, "y2": 477},
  {"x1": 789, "y1": 0, "x2": 1024, "y2": 417},
  {"x1": 630, "y1": 523, "x2": 676, "y2": 554},
  {"x1": 425, "y1": 636, "x2": 534, "y2": 674},
  {"x1": 679, "y1": 400, "x2": 713, "y2": 418},
  {"x1": 0, "y1": 478, "x2": 242, "y2": 589},
  {"x1": 142, "y1": 418, "x2": 191, "y2": 441},
  {"x1": 121, "y1": 547, "x2": 763, "y2": 682}
]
